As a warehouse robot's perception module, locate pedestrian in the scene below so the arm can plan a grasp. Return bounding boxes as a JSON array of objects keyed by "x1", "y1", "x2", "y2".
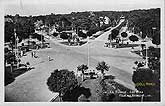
[
  {"x1": 31, "y1": 51, "x2": 33, "y2": 58},
  {"x1": 26, "y1": 62, "x2": 30, "y2": 70},
  {"x1": 48, "y1": 56, "x2": 51, "y2": 61},
  {"x1": 68, "y1": 35, "x2": 71, "y2": 46},
  {"x1": 77, "y1": 37, "x2": 80, "y2": 46},
  {"x1": 48, "y1": 44, "x2": 50, "y2": 48},
  {"x1": 33, "y1": 51, "x2": 36, "y2": 58}
]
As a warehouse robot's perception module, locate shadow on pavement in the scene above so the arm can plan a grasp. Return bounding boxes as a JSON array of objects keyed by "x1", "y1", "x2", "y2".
[{"x1": 5, "y1": 65, "x2": 35, "y2": 86}]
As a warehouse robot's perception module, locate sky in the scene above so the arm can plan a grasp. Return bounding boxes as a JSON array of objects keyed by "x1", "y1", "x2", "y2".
[{"x1": 2, "y1": 0, "x2": 164, "y2": 16}]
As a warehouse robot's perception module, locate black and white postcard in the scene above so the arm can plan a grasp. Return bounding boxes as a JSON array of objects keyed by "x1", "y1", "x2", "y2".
[{"x1": 0, "y1": 0, "x2": 165, "y2": 105}]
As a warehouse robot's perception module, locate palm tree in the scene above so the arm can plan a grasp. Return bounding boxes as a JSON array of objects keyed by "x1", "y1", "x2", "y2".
[
  {"x1": 96, "y1": 61, "x2": 110, "y2": 78},
  {"x1": 77, "y1": 64, "x2": 88, "y2": 81}
]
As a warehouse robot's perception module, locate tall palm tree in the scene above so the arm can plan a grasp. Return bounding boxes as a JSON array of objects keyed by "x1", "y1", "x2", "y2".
[
  {"x1": 77, "y1": 64, "x2": 88, "y2": 81},
  {"x1": 96, "y1": 61, "x2": 110, "y2": 78}
]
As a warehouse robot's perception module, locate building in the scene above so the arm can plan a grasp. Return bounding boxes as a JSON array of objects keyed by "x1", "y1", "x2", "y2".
[{"x1": 104, "y1": 16, "x2": 110, "y2": 24}]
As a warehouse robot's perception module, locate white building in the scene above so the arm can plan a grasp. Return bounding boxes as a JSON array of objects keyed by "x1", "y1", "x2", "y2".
[
  {"x1": 99, "y1": 16, "x2": 110, "y2": 27},
  {"x1": 104, "y1": 16, "x2": 110, "y2": 24}
]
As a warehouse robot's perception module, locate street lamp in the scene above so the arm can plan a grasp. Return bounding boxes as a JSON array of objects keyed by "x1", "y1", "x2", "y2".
[
  {"x1": 14, "y1": 28, "x2": 19, "y2": 68},
  {"x1": 87, "y1": 36, "x2": 90, "y2": 67},
  {"x1": 152, "y1": 27, "x2": 156, "y2": 38},
  {"x1": 145, "y1": 44, "x2": 148, "y2": 68},
  {"x1": 41, "y1": 28, "x2": 43, "y2": 48},
  {"x1": 14, "y1": 28, "x2": 17, "y2": 56}
]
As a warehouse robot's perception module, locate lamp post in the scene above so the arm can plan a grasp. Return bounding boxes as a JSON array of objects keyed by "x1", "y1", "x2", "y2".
[
  {"x1": 152, "y1": 27, "x2": 156, "y2": 39},
  {"x1": 41, "y1": 34, "x2": 42, "y2": 48},
  {"x1": 145, "y1": 42, "x2": 149, "y2": 68},
  {"x1": 87, "y1": 36, "x2": 90, "y2": 67},
  {"x1": 14, "y1": 28, "x2": 19, "y2": 68},
  {"x1": 152, "y1": 27, "x2": 156, "y2": 33},
  {"x1": 41, "y1": 28, "x2": 43, "y2": 48},
  {"x1": 14, "y1": 28, "x2": 17, "y2": 56}
]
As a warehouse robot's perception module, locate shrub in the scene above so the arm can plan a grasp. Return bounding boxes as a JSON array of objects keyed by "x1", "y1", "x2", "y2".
[
  {"x1": 129, "y1": 35, "x2": 139, "y2": 42},
  {"x1": 121, "y1": 32, "x2": 128, "y2": 38},
  {"x1": 152, "y1": 31, "x2": 160, "y2": 46},
  {"x1": 52, "y1": 32, "x2": 58, "y2": 37},
  {"x1": 60, "y1": 32, "x2": 69, "y2": 39},
  {"x1": 87, "y1": 27, "x2": 100, "y2": 37},
  {"x1": 78, "y1": 31, "x2": 87, "y2": 38}
]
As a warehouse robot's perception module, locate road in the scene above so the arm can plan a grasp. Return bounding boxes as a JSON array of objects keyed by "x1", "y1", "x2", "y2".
[{"x1": 5, "y1": 20, "x2": 143, "y2": 102}]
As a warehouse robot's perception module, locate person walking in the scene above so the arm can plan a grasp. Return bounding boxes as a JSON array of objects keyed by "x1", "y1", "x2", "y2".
[
  {"x1": 48, "y1": 56, "x2": 51, "y2": 61},
  {"x1": 31, "y1": 51, "x2": 33, "y2": 58},
  {"x1": 33, "y1": 51, "x2": 36, "y2": 58},
  {"x1": 68, "y1": 35, "x2": 71, "y2": 46},
  {"x1": 26, "y1": 62, "x2": 30, "y2": 70}
]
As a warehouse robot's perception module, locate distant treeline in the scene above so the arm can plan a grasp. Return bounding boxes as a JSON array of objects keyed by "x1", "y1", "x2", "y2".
[{"x1": 5, "y1": 8, "x2": 160, "y2": 43}]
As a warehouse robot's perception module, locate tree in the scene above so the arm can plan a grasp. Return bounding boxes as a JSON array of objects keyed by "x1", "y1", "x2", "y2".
[
  {"x1": 121, "y1": 32, "x2": 128, "y2": 38},
  {"x1": 5, "y1": 47, "x2": 17, "y2": 86},
  {"x1": 47, "y1": 69, "x2": 78, "y2": 101},
  {"x1": 121, "y1": 32, "x2": 128, "y2": 44},
  {"x1": 78, "y1": 31, "x2": 87, "y2": 38},
  {"x1": 86, "y1": 27, "x2": 100, "y2": 37},
  {"x1": 52, "y1": 32, "x2": 58, "y2": 37},
  {"x1": 129, "y1": 35, "x2": 138, "y2": 51},
  {"x1": 108, "y1": 29, "x2": 119, "y2": 48},
  {"x1": 132, "y1": 68, "x2": 160, "y2": 101},
  {"x1": 96, "y1": 61, "x2": 110, "y2": 78},
  {"x1": 152, "y1": 31, "x2": 160, "y2": 47},
  {"x1": 77, "y1": 64, "x2": 88, "y2": 81},
  {"x1": 5, "y1": 22, "x2": 14, "y2": 43},
  {"x1": 142, "y1": 47, "x2": 160, "y2": 78},
  {"x1": 60, "y1": 32, "x2": 68, "y2": 40},
  {"x1": 111, "y1": 29, "x2": 119, "y2": 40},
  {"x1": 31, "y1": 33, "x2": 44, "y2": 41},
  {"x1": 5, "y1": 15, "x2": 35, "y2": 43},
  {"x1": 129, "y1": 35, "x2": 139, "y2": 42},
  {"x1": 127, "y1": 8, "x2": 160, "y2": 38},
  {"x1": 5, "y1": 51, "x2": 18, "y2": 72},
  {"x1": 14, "y1": 16, "x2": 35, "y2": 40}
]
